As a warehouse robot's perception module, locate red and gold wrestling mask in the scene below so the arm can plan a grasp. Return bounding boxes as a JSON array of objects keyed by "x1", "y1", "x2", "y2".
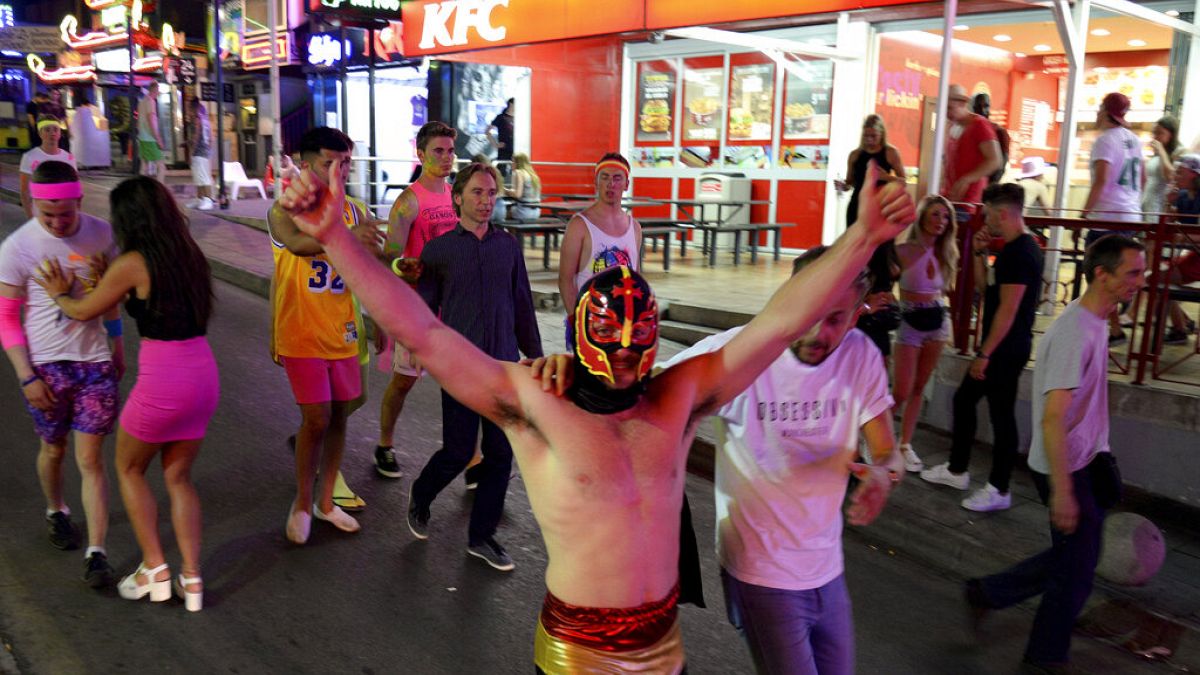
[{"x1": 571, "y1": 265, "x2": 658, "y2": 386}]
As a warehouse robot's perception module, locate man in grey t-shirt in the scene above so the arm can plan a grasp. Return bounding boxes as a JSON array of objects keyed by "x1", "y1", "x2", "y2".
[{"x1": 965, "y1": 235, "x2": 1145, "y2": 671}]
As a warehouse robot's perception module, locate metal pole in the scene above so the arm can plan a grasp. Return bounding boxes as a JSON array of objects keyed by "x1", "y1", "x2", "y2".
[
  {"x1": 368, "y1": 27, "x2": 377, "y2": 209},
  {"x1": 926, "y1": 0, "x2": 957, "y2": 196},
  {"x1": 339, "y1": 24, "x2": 348, "y2": 134},
  {"x1": 214, "y1": 0, "x2": 227, "y2": 207},
  {"x1": 268, "y1": 0, "x2": 282, "y2": 198},
  {"x1": 128, "y1": 24, "x2": 139, "y2": 175}
]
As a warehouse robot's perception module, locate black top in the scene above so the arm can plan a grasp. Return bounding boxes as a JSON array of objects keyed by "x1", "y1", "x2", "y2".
[
  {"x1": 982, "y1": 233, "x2": 1043, "y2": 360},
  {"x1": 125, "y1": 294, "x2": 206, "y2": 341},
  {"x1": 491, "y1": 112, "x2": 514, "y2": 160},
  {"x1": 846, "y1": 148, "x2": 893, "y2": 226},
  {"x1": 417, "y1": 223, "x2": 542, "y2": 361},
  {"x1": 25, "y1": 101, "x2": 39, "y2": 138}
]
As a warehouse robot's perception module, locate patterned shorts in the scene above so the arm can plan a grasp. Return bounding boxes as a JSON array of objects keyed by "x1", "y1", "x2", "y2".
[{"x1": 24, "y1": 361, "x2": 119, "y2": 444}]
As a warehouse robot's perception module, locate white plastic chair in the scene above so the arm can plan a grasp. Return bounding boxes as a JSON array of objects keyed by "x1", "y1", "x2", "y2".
[{"x1": 223, "y1": 162, "x2": 266, "y2": 200}]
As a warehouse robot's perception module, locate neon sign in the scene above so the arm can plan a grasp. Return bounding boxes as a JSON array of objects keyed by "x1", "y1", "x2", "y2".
[
  {"x1": 307, "y1": 34, "x2": 346, "y2": 67},
  {"x1": 0, "y1": 4, "x2": 14, "y2": 28},
  {"x1": 242, "y1": 34, "x2": 289, "y2": 69},
  {"x1": 60, "y1": 15, "x2": 128, "y2": 50},
  {"x1": 27, "y1": 54, "x2": 97, "y2": 83}
]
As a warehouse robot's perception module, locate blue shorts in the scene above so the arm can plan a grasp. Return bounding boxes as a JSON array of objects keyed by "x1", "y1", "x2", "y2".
[{"x1": 24, "y1": 361, "x2": 119, "y2": 444}]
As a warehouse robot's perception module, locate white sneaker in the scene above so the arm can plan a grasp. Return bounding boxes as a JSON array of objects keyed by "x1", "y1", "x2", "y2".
[
  {"x1": 900, "y1": 444, "x2": 924, "y2": 473},
  {"x1": 962, "y1": 484, "x2": 1012, "y2": 512},
  {"x1": 919, "y1": 463, "x2": 970, "y2": 490},
  {"x1": 197, "y1": 197, "x2": 214, "y2": 211}
]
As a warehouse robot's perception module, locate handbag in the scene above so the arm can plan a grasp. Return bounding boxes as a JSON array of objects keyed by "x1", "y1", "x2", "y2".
[
  {"x1": 857, "y1": 304, "x2": 902, "y2": 334},
  {"x1": 901, "y1": 305, "x2": 946, "y2": 332},
  {"x1": 1088, "y1": 452, "x2": 1123, "y2": 509}
]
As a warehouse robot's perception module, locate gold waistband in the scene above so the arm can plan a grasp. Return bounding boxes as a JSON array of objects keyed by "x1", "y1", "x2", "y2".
[{"x1": 534, "y1": 616, "x2": 684, "y2": 674}]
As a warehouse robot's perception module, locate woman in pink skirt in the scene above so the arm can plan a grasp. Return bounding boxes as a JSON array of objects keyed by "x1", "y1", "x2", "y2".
[{"x1": 38, "y1": 176, "x2": 217, "y2": 612}]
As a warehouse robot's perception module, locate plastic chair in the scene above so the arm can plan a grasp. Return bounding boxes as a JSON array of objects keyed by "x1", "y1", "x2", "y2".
[{"x1": 223, "y1": 162, "x2": 266, "y2": 200}]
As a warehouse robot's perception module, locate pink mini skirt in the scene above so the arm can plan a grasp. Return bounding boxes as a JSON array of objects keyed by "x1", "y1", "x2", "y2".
[{"x1": 120, "y1": 337, "x2": 220, "y2": 443}]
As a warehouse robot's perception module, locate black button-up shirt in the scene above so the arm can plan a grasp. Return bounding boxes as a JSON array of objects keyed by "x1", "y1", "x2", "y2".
[{"x1": 418, "y1": 222, "x2": 543, "y2": 361}]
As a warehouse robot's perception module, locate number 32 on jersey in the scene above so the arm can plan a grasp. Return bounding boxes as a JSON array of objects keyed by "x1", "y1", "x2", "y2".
[{"x1": 307, "y1": 259, "x2": 345, "y2": 293}]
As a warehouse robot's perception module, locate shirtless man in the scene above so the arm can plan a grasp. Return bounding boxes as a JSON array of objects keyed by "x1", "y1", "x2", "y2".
[
  {"x1": 557, "y1": 153, "x2": 643, "y2": 315},
  {"x1": 373, "y1": 121, "x2": 460, "y2": 479},
  {"x1": 280, "y1": 161, "x2": 914, "y2": 672}
]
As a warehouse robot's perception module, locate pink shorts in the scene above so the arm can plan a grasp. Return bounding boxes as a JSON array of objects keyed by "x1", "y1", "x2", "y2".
[
  {"x1": 120, "y1": 337, "x2": 219, "y2": 444},
  {"x1": 281, "y1": 355, "x2": 362, "y2": 405}
]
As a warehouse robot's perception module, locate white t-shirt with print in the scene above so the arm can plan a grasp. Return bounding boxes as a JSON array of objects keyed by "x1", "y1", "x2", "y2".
[
  {"x1": 19, "y1": 147, "x2": 77, "y2": 175},
  {"x1": 0, "y1": 214, "x2": 117, "y2": 365},
  {"x1": 1089, "y1": 126, "x2": 1143, "y2": 223},
  {"x1": 663, "y1": 327, "x2": 894, "y2": 591}
]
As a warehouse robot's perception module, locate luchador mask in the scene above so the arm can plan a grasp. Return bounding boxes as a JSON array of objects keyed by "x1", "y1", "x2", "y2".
[{"x1": 571, "y1": 265, "x2": 659, "y2": 386}]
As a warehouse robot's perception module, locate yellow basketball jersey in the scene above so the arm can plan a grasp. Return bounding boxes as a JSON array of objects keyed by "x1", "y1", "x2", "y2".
[{"x1": 271, "y1": 200, "x2": 361, "y2": 360}]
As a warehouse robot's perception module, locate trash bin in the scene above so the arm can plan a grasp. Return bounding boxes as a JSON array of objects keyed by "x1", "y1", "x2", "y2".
[{"x1": 696, "y1": 172, "x2": 751, "y2": 252}]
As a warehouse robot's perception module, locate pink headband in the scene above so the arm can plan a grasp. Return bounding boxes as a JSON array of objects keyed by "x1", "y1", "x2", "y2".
[{"x1": 29, "y1": 181, "x2": 83, "y2": 200}]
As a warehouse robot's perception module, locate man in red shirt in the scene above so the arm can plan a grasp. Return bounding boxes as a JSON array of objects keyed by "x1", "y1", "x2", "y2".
[{"x1": 943, "y1": 84, "x2": 1003, "y2": 213}]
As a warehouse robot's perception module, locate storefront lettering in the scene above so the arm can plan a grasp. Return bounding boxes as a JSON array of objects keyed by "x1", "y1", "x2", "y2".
[
  {"x1": 877, "y1": 69, "x2": 922, "y2": 110},
  {"x1": 418, "y1": 0, "x2": 507, "y2": 50}
]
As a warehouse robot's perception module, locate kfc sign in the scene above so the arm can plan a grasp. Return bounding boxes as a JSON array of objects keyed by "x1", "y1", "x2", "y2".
[
  {"x1": 418, "y1": 0, "x2": 507, "y2": 51},
  {"x1": 401, "y1": 0, "x2": 643, "y2": 56}
]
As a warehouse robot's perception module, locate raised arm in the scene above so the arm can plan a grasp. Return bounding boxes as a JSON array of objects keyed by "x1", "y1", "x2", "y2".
[
  {"x1": 678, "y1": 162, "x2": 914, "y2": 415},
  {"x1": 385, "y1": 189, "x2": 419, "y2": 261},
  {"x1": 281, "y1": 165, "x2": 525, "y2": 424}
]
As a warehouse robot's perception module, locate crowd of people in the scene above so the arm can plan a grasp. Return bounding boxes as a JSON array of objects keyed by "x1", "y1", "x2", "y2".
[{"x1": 0, "y1": 80, "x2": 1188, "y2": 673}]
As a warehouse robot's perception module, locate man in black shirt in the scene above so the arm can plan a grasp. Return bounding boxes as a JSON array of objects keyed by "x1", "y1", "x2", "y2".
[
  {"x1": 921, "y1": 183, "x2": 1043, "y2": 512},
  {"x1": 488, "y1": 98, "x2": 515, "y2": 178},
  {"x1": 408, "y1": 162, "x2": 542, "y2": 571},
  {"x1": 25, "y1": 92, "x2": 48, "y2": 148}
]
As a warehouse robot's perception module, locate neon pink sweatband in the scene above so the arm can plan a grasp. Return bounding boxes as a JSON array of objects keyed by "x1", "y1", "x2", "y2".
[
  {"x1": 29, "y1": 182, "x2": 83, "y2": 200},
  {"x1": 0, "y1": 295, "x2": 27, "y2": 350}
]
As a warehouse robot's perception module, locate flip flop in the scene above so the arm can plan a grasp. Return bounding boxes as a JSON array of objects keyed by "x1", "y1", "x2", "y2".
[{"x1": 332, "y1": 471, "x2": 366, "y2": 512}]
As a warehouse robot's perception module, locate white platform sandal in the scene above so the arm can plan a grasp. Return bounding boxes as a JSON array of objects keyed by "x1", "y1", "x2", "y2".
[
  {"x1": 174, "y1": 573, "x2": 203, "y2": 612},
  {"x1": 117, "y1": 562, "x2": 170, "y2": 602}
]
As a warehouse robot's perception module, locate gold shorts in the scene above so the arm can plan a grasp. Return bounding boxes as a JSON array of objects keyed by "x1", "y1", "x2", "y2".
[{"x1": 533, "y1": 587, "x2": 685, "y2": 674}]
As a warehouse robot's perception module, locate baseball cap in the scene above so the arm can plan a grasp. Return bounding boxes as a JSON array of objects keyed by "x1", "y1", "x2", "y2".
[
  {"x1": 1176, "y1": 154, "x2": 1200, "y2": 174},
  {"x1": 1101, "y1": 92, "x2": 1131, "y2": 128}
]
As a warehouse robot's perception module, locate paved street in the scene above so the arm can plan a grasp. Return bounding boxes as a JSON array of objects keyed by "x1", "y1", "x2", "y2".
[{"x1": 0, "y1": 198, "x2": 1180, "y2": 674}]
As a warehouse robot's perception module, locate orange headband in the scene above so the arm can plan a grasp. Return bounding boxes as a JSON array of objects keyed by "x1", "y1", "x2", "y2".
[{"x1": 595, "y1": 159, "x2": 629, "y2": 178}]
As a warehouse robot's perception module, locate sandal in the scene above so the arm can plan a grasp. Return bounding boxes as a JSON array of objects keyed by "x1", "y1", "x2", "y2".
[
  {"x1": 174, "y1": 573, "x2": 203, "y2": 612},
  {"x1": 118, "y1": 562, "x2": 170, "y2": 602}
]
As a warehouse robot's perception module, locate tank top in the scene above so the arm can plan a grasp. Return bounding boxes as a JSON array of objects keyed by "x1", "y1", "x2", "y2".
[
  {"x1": 899, "y1": 244, "x2": 945, "y2": 294},
  {"x1": 271, "y1": 200, "x2": 361, "y2": 360},
  {"x1": 572, "y1": 213, "x2": 639, "y2": 291},
  {"x1": 126, "y1": 295, "x2": 205, "y2": 341},
  {"x1": 847, "y1": 148, "x2": 894, "y2": 226},
  {"x1": 403, "y1": 180, "x2": 458, "y2": 259}
]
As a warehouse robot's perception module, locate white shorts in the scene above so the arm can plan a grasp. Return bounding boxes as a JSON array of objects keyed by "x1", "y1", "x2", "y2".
[
  {"x1": 391, "y1": 341, "x2": 423, "y2": 378},
  {"x1": 191, "y1": 156, "x2": 213, "y2": 187}
]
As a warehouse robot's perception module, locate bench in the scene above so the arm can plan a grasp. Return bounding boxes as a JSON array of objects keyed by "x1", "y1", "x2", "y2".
[
  {"x1": 640, "y1": 223, "x2": 695, "y2": 271},
  {"x1": 694, "y1": 223, "x2": 796, "y2": 266},
  {"x1": 499, "y1": 219, "x2": 566, "y2": 270}
]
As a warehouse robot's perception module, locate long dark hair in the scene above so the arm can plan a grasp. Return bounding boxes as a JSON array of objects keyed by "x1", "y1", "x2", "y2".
[
  {"x1": 1156, "y1": 116, "x2": 1180, "y2": 155},
  {"x1": 109, "y1": 177, "x2": 213, "y2": 329}
]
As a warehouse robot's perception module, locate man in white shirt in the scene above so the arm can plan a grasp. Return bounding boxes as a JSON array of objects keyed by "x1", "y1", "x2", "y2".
[
  {"x1": 0, "y1": 160, "x2": 122, "y2": 588},
  {"x1": 19, "y1": 116, "x2": 77, "y2": 218},
  {"x1": 966, "y1": 235, "x2": 1144, "y2": 671},
  {"x1": 664, "y1": 247, "x2": 902, "y2": 675}
]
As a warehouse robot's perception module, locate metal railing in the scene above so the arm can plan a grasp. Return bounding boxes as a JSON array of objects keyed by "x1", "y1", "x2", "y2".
[{"x1": 949, "y1": 206, "x2": 1200, "y2": 388}]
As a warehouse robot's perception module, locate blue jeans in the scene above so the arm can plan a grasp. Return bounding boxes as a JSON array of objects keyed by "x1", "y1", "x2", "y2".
[
  {"x1": 721, "y1": 570, "x2": 854, "y2": 675},
  {"x1": 976, "y1": 467, "x2": 1105, "y2": 664}
]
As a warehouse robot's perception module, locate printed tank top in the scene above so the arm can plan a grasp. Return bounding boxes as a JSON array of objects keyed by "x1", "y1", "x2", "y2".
[
  {"x1": 403, "y1": 180, "x2": 458, "y2": 258},
  {"x1": 573, "y1": 213, "x2": 639, "y2": 291}
]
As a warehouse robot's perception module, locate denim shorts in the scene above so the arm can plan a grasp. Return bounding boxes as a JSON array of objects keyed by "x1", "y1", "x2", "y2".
[{"x1": 895, "y1": 300, "x2": 951, "y2": 347}]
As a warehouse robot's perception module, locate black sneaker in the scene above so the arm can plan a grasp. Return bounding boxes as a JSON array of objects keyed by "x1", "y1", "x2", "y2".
[
  {"x1": 47, "y1": 511, "x2": 80, "y2": 551},
  {"x1": 83, "y1": 552, "x2": 114, "y2": 588},
  {"x1": 374, "y1": 446, "x2": 402, "y2": 479},
  {"x1": 464, "y1": 463, "x2": 482, "y2": 491},
  {"x1": 467, "y1": 536, "x2": 515, "y2": 572},
  {"x1": 1164, "y1": 328, "x2": 1189, "y2": 345},
  {"x1": 406, "y1": 491, "x2": 430, "y2": 540}
]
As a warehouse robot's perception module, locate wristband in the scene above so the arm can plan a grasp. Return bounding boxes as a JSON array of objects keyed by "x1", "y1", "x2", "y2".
[
  {"x1": 20, "y1": 373, "x2": 40, "y2": 387},
  {"x1": 391, "y1": 258, "x2": 405, "y2": 277},
  {"x1": 104, "y1": 318, "x2": 123, "y2": 338}
]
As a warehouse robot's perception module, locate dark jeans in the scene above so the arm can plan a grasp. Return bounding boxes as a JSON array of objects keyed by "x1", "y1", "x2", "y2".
[
  {"x1": 412, "y1": 389, "x2": 513, "y2": 546},
  {"x1": 977, "y1": 467, "x2": 1105, "y2": 664},
  {"x1": 948, "y1": 349, "x2": 1029, "y2": 493}
]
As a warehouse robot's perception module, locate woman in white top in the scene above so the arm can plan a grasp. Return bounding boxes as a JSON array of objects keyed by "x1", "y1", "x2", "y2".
[
  {"x1": 1143, "y1": 116, "x2": 1184, "y2": 217},
  {"x1": 890, "y1": 195, "x2": 959, "y2": 472},
  {"x1": 507, "y1": 153, "x2": 542, "y2": 222},
  {"x1": 19, "y1": 115, "x2": 76, "y2": 217}
]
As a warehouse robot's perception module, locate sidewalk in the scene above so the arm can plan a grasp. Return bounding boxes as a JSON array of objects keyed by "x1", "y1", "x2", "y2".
[{"x1": 2, "y1": 164, "x2": 1198, "y2": 670}]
